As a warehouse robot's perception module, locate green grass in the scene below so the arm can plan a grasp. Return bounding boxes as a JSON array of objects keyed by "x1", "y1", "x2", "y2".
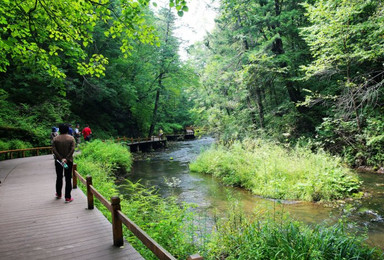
[
  {"x1": 190, "y1": 139, "x2": 361, "y2": 201},
  {"x1": 207, "y1": 205, "x2": 382, "y2": 259}
]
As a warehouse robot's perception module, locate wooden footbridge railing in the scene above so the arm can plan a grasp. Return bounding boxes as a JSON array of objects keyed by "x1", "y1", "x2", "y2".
[
  {"x1": 0, "y1": 146, "x2": 52, "y2": 160},
  {"x1": 115, "y1": 136, "x2": 164, "y2": 143},
  {"x1": 72, "y1": 164, "x2": 203, "y2": 260}
]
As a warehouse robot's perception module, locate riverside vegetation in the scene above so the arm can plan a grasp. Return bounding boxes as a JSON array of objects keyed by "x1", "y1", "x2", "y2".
[
  {"x1": 189, "y1": 139, "x2": 362, "y2": 202},
  {"x1": 75, "y1": 141, "x2": 383, "y2": 259}
]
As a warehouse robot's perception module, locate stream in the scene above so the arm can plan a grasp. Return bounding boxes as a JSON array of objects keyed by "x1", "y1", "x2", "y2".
[{"x1": 121, "y1": 136, "x2": 384, "y2": 251}]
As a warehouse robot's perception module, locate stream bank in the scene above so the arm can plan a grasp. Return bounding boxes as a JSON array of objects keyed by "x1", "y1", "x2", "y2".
[{"x1": 121, "y1": 136, "x2": 384, "y2": 251}]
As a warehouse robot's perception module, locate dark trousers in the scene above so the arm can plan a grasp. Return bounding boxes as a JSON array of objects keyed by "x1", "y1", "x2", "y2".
[{"x1": 55, "y1": 161, "x2": 73, "y2": 199}]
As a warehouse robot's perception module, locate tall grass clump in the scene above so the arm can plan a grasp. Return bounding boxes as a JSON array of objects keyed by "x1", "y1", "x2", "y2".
[
  {"x1": 207, "y1": 204, "x2": 382, "y2": 259},
  {"x1": 75, "y1": 141, "x2": 199, "y2": 259},
  {"x1": 189, "y1": 139, "x2": 361, "y2": 201},
  {"x1": 78, "y1": 139, "x2": 132, "y2": 173}
]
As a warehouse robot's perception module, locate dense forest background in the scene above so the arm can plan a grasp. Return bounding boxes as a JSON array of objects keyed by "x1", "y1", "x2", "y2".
[{"x1": 1, "y1": 0, "x2": 383, "y2": 168}]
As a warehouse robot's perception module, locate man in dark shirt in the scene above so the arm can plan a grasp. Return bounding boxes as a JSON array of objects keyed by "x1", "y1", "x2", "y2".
[{"x1": 52, "y1": 124, "x2": 76, "y2": 203}]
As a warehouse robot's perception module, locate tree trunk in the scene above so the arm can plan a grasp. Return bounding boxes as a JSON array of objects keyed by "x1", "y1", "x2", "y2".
[
  {"x1": 255, "y1": 86, "x2": 265, "y2": 128},
  {"x1": 148, "y1": 74, "x2": 163, "y2": 137}
]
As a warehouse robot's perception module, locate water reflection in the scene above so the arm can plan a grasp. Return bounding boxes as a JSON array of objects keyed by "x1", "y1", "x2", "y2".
[{"x1": 121, "y1": 136, "x2": 384, "y2": 250}]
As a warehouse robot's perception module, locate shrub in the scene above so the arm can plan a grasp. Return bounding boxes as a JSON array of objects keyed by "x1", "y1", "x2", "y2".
[{"x1": 78, "y1": 139, "x2": 132, "y2": 173}]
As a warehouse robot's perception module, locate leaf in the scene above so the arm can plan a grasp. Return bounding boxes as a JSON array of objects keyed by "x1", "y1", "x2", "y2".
[{"x1": 177, "y1": 10, "x2": 184, "y2": 17}]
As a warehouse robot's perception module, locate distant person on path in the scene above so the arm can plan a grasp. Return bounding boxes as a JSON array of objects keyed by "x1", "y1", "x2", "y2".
[
  {"x1": 50, "y1": 127, "x2": 58, "y2": 145},
  {"x1": 74, "y1": 124, "x2": 81, "y2": 146},
  {"x1": 159, "y1": 128, "x2": 163, "y2": 140},
  {"x1": 68, "y1": 124, "x2": 74, "y2": 136},
  {"x1": 82, "y1": 124, "x2": 92, "y2": 142},
  {"x1": 52, "y1": 124, "x2": 75, "y2": 203}
]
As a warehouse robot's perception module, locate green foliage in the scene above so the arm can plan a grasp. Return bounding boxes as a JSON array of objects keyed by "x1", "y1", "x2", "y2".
[
  {"x1": 315, "y1": 116, "x2": 384, "y2": 167},
  {"x1": 190, "y1": 139, "x2": 361, "y2": 201},
  {"x1": 301, "y1": 0, "x2": 384, "y2": 77},
  {"x1": 0, "y1": 93, "x2": 66, "y2": 148},
  {"x1": 77, "y1": 140, "x2": 132, "y2": 172},
  {"x1": 207, "y1": 207, "x2": 382, "y2": 259},
  {"x1": 0, "y1": 0, "x2": 161, "y2": 79},
  {"x1": 0, "y1": 139, "x2": 32, "y2": 150}
]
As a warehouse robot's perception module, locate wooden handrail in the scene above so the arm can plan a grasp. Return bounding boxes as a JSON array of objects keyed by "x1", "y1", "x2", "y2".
[
  {"x1": 117, "y1": 210, "x2": 177, "y2": 260},
  {"x1": 72, "y1": 164, "x2": 202, "y2": 260},
  {"x1": 115, "y1": 136, "x2": 154, "y2": 143},
  {"x1": 0, "y1": 146, "x2": 52, "y2": 160}
]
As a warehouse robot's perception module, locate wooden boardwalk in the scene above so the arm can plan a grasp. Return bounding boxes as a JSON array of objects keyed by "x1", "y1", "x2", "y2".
[{"x1": 0, "y1": 155, "x2": 144, "y2": 260}]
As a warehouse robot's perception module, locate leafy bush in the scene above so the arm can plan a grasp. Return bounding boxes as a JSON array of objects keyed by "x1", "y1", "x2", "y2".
[
  {"x1": 77, "y1": 140, "x2": 132, "y2": 173},
  {"x1": 190, "y1": 139, "x2": 361, "y2": 201},
  {"x1": 0, "y1": 139, "x2": 32, "y2": 150},
  {"x1": 316, "y1": 116, "x2": 384, "y2": 168}
]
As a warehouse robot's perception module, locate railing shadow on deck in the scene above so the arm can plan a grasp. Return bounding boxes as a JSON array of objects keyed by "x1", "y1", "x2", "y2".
[{"x1": 72, "y1": 164, "x2": 203, "y2": 260}]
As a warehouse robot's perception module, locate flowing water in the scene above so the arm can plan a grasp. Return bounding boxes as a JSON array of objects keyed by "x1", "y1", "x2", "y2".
[{"x1": 121, "y1": 136, "x2": 384, "y2": 251}]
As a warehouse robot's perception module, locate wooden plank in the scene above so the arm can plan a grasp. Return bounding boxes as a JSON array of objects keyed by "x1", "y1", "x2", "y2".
[{"x1": 0, "y1": 155, "x2": 144, "y2": 260}]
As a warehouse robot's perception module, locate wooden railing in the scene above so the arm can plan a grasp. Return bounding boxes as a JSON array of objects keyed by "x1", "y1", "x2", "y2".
[
  {"x1": 72, "y1": 164, "x2": 203, "y2": 260},
  {"x1": 115, "y1": 136, "x2": 164, "y2": 143},
  {"x1": 0, "y1": 146, "x2": 52, "y2": 160}
]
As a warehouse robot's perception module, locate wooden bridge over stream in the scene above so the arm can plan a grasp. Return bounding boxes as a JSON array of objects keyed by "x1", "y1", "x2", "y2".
[{"x1": 0, "y1": 153, "x2": 202, "y2": 260}]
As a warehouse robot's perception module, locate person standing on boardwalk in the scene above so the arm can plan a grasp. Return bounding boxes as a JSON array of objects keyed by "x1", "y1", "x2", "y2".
[
  {"x1": 50, "y1": 127, "x2": 58, "y2": 145},
  {"x1": 68, "y1": 124, "x2": 74, "y2": 136},
  {"x1": 82, "y1": 124, "x2": 92, "y2": 142},
  {"x1": 74, "y1": 124, "x2": 81, "y2": 146},
  {"x1": 52, "y1": 124, "x2": 75, "y2": 203}
]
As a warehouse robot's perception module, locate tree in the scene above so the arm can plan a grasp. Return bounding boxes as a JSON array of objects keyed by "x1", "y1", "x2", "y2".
[
  {"x1": 190, "y1": 0, "x2": 316, "y2": 140},
  {"x1": 301, "y1": 0, "x2": 384, "y2": 132},
  {"x1": 0, "y1": 0, "x2": 188, "y2": 80}
]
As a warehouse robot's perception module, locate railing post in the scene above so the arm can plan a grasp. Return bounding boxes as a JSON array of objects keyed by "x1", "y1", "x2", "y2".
[
  {"x1": 86, "y1": 176, "x2": 94, "y2": 209},
  {"x1": 187, "y1": 254, "x2": 203, "y2": 260},
  {"x1": 111, "y1": 197, "x2": 124, "y2": 247},
  {"x1": 72, "y1": 164, "x2": 78, "y2": 189}
]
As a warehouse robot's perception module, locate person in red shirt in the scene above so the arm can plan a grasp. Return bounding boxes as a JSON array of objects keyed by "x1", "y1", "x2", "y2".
[{"x1": 82, "y1": 124, "x2": 92, "y2": 142}]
